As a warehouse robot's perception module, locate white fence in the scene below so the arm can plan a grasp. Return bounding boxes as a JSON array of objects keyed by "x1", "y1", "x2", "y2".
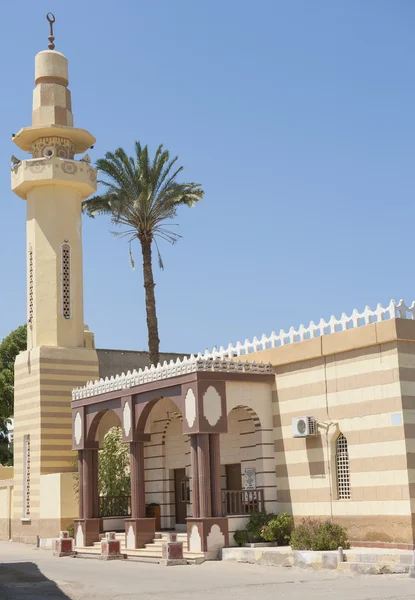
[{"x1": 73, "y1": 299, "x2": 414, "y2": 400}]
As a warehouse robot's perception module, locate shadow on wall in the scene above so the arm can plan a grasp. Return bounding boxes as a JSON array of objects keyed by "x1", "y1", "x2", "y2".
[
  {"x1": 273, "y1": 390, "x2": 327, "y2": 517},
  {"x1": 273, "y1": 393, "x2": 293, "y2": 513},
  {"x1": 306, "y1": 436, "x2": 326, "y2": 478},
  {"x1": 0, "y1": 562, "x2": 72, "y2": 599}
]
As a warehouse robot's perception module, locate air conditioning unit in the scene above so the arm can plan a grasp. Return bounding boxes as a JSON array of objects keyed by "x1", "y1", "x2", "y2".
[{"x1": 292, "y1": 416, "x2": 317, "y2": 438}]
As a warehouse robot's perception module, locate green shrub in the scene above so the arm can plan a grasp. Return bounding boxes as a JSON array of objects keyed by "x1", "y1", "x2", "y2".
[
  {"x1": 290, "y1": 518, "x2": 350, "y2": 551},
  {"x1": 246, "y1": 511, "x2": 272, "y2": 540},
  {"x1": 233, "y1": 529, "x2": 249, "y2": 546},
  {"x1": 66, "y1": 523, "x2": 74, "y2": 538},
  {"x1": 261, "y1": 513, "x2": 293, "y2": 545}
]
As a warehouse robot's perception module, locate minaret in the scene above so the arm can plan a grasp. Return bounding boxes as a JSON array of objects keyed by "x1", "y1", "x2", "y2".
[{"x1": 11, "y1": 15, "x2": 99, "y2": 540}]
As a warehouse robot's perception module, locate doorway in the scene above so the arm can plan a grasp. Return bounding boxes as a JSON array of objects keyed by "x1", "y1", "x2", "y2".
[
  {"x1": 174, "y1": 468, "x2": 187, "y2": 525},
  {"x1": 225, "y1": 463, "x2": 242, "y2": 514},
  {"x1": 226, "y1": 463, "x2": 242, "y2": 490}
]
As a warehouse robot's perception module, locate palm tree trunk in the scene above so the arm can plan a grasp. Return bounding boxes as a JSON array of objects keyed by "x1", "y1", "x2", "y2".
[{"x1": 140, "y1": 238, "x2": 160, "y2": 366}]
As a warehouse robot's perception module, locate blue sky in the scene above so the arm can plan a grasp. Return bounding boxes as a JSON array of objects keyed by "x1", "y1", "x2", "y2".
[{"x1": 0, "y1": 1, "x2": 414, "y2": 354}]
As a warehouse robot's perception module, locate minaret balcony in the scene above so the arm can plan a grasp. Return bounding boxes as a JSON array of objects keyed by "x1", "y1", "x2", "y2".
[{"x1": 11, "y1": 156, "x2": 97, "y2": 200}]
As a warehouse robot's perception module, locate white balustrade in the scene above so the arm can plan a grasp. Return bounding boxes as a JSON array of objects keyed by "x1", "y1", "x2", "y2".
[{"x1": 72, "y1": 299, "x2": 414, "y2": 400}]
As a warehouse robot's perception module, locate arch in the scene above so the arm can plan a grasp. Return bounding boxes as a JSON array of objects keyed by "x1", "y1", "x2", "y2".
[
  {"x1": 136, "y1": 394, "x2": 183, "y2": 437},
  {"x1": 221, "y1": 406, "x2": 259, "y2": 472},
  {"x1": 161, "y1": 411, "x2": 183, "y2": 446},
  {"x1": 87, "y1": 407, "x2": 122, "y2": 446},
  {"x1": 221, "y1": 404, "x2": 277, "y2": 514},
  {"x1": 142, "y1": 397, "x2": 187, "y2": 530},
  {"x1": 230, "y1": 404, "x2": 261, "y2": 430},
  {"x1": 335, "y1": 432, "x2": 351, "y2": 500}
]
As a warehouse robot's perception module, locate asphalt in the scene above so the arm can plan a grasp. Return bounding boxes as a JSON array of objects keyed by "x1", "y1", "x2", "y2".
[{"x1": 0, "y1": 541, "x2": 414, "y2": 599}]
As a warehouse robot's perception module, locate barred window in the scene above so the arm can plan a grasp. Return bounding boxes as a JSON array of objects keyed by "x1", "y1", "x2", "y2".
[
  {"x1": 61, "y1": 243, "x2": 71, "y2": 319},
  {"x1": 28, "y1": 248, "x2": 34, "y2": 323},
  {"x1": 23, "y1": 434, "x2": 30, "y2": 518},
  {"x1": 336, "y1": 433, "x2": 350, "y2": 500}
]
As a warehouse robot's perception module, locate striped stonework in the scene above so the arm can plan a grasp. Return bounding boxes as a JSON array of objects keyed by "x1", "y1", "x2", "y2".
[
  {"x1": 143, "y1": 398, "x2": 190, "y2": 529},
  {"x1": 225, "y1": 381, "x2": 277, "y2": 516},
  {"x1": 12, "y1": 345, "x2": 99, "y2": 541},
  {"x1": 234, "y1": 318, "x2": 415, "y2": 545}
]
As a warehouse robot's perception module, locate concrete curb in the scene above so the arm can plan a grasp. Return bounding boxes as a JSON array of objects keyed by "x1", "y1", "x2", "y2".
[{"x1": 222, "y1": 547, "x2": 413, "y2": 575}]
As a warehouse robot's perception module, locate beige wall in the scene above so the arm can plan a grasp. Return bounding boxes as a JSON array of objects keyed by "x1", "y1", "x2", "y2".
[
  {"x1": 26, "y1": 184, "x2": 85, "y2": 349},
  {"x1": 0, "y1": 467, "x2": 13, "y2": 480},
  {"x1": 12, "y1": 345, "x2": 99, "y2": 542},
  {"x1": 234, "y1": 318, "x2": 415, "y2": 544},
  {"x1": 0, "y1": 481, "x2": 13, "y2": 541}
]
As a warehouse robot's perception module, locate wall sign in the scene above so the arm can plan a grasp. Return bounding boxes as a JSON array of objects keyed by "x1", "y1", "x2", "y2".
[{"x1": 244, "y1": 468, "x2": 256, "y2": 490}]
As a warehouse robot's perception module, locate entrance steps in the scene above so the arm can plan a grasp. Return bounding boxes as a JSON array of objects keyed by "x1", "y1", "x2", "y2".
[{"x1": 75, "y1": 532, "x2": 205, "y2": 564}]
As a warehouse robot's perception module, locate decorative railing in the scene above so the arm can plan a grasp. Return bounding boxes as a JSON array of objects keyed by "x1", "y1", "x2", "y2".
[
  {"x1": 222, "y1": 489, "x2": 265, "y2": 516},
  {"x1": 73, "y1": 299, "x2": 415, "y2": 400},
  {"x1": 99, "y1": 495, "x2": 131, "y2": 518},
  {"x1": 72, "y1": 357, "x2": 272, "y2": 400}
]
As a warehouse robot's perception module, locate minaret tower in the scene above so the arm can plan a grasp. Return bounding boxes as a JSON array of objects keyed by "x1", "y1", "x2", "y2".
[{"x1": 11, "y1": 14, "x2": 99, "y2": 540}]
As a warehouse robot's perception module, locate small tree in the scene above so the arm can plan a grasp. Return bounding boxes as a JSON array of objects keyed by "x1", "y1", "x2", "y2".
[
  {"x1": 71, "y1": 426, "x2": 131, "y2": 500},
  {"x1": 98, "y1": 426, "x2": 130, "y2": 497},
  {"x1": 0, "y1": 325, "x2": 27, "y2": 465}
]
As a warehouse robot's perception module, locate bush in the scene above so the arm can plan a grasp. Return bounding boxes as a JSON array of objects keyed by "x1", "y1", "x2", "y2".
[
  {"x1": 261, "y1": 513, "x2": 293, "y2": 545},
  {"x1": 246, "y1": 511, "x2": 272, "y2": 541},
  {"x1": 290, "y1": 518, "x2": 350, "y2": 551},
  {"x1": 66, "y1": 523, "x2": 74, "y2": 538},
  {"x1": 234, "y1": 529, "x2": 249, "y2": 546}
]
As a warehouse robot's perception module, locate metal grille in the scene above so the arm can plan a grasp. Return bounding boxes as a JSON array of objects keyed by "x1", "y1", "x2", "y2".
[
  {"x1": 28, "y1": 249, "x2": 33, "y2": 323},
  {"x1": 61, "y1": 243, "x2": 71, "y2": 319},
  {"x1": 23, "y1": 435, "x2": 30, "y2": 517},
  {"x1": 336, "y1": 433, "x2": 350, "y2": 500}
]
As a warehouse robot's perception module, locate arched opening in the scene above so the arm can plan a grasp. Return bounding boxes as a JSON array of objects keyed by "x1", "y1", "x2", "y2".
[
  {"x1": 220, "y1": 406, "x2": 265, "y2": 514},
  {"x1": 143, "y1": 397, "x2": 188, "y2": 530},
  {"x1": 89, "y1": 409, "x2": 130, "y2": 532}
]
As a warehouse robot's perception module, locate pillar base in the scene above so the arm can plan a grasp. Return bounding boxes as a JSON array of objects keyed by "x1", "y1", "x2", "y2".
[
  {"x1": 125, "y1": 518, "x2": 156, "y2": 549},
  {"x1": 187, "y1": 517, "x2": 229, "y2": 557},
  {"x1": 53, "y1": 537, "x2": 75, "y2": 557},
  {"x1": 74, "y1": 518, "x2": 101, "y2": 547}
]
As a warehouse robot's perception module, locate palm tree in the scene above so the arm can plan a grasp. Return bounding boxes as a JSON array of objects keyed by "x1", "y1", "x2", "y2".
[{"x1": 83, "y1": 143, "x2": 204, "y2": 366}]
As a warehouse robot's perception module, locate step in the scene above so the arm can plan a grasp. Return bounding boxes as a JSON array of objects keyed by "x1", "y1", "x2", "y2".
[
  {"x1": 93, "y1": 542, "x2": 189, "y2": 551},
  {"x1": 74, "y1": 546, "x2": 205, "y2": 565},
  {"x1": 99, "y1": 533, "x2": 187, "y2": 541}
]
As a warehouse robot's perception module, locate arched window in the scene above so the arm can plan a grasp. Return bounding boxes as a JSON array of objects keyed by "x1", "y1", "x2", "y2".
[
  {"x1": 61, "y1": 242, "x2": 71, "y2": 319},
  {"x1": 28, "y1": 247, "x2": 34, "y2": 323},
  {"x1": 336, "y1": 433, "x2": 350, "y2": 499}
]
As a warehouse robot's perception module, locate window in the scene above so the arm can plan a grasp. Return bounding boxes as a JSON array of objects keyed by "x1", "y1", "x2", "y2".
[
  {"x1": 336, "y1": 433, "x2": 350, "y2": 500},
  {"x1": 61, "y1": 243, "x2": 71, "y2": 319},
  {"x1": 23, "y1": 434, "x2": 30, "y2": 518},
  {"x1": 28, "y1": 248, "x2": 33, "y2": 323}
]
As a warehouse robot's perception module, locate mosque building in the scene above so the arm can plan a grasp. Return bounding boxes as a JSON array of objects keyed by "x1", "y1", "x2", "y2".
[{"x1": 1, "y1": 16, "x2": 415, "y2": 558}]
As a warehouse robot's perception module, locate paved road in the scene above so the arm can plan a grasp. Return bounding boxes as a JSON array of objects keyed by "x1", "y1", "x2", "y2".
[{"x1": 0, "y1": 541, "x2": 414, "y2": 600}]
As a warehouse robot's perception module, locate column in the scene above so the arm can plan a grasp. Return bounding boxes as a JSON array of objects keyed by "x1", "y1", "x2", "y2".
[
  {"x1": 190, "y1": 436, "x2": 200, "y2": 518},
  {"x1": 92, "y1": 450, "x2": 99, "y2": 518},
  {"x1": 209, "y1": 434, "x2": 223, "y2": 517},
  {"x1": 130, "y1": 441, "x2": 145, "y2": 519},
  {"x1": 197, "y1": 434, "x2": 211, "y2": 518},
  {"x1": 82, "y1": 449, "x2": 94, "y2": 519},
  {"x1": 78, "y1": 451, "x2": 84, "y2": 519}
]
